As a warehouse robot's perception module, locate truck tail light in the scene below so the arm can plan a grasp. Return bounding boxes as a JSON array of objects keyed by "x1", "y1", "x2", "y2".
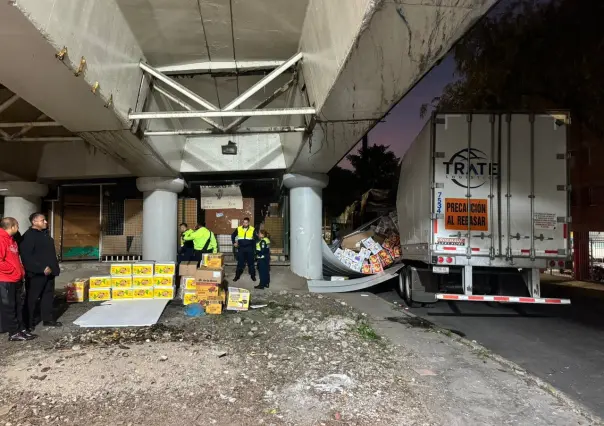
[
  {"x1": 558, "y1": 260, "x2": 565, "y2": 267},
  {"x1": 549, "y1": 260, "x2": 556, "y2": 267},
  {"x1": 438, "y1": 257, "x2": 444, "y2": 264},
  {"x1": 446, "y1": 257, "x2": 453, "y2": 264}
]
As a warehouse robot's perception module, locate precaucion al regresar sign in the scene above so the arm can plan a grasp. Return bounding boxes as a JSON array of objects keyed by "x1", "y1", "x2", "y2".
[{"x1": 445, "y1": 198, "x2": 488, "y2": 231}]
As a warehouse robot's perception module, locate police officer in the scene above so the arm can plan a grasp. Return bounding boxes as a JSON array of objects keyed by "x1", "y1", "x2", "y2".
[
  {"x1": 231, "y1": 217, "x2": 256, "y2": 282},
  {"x1": 179, "y1": 223, "x2": 194, "y2": 262},
  {"x1": 185, "y1": 223, "x2": 218, "y2": 266},
  {"x1": 255, "y1": 230, "x2": 271, "y2": 289}
]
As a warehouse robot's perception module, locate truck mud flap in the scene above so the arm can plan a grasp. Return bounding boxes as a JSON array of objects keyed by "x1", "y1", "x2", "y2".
[{"x1": 308, "y1": 265, "x2": 404, "y2": 293}]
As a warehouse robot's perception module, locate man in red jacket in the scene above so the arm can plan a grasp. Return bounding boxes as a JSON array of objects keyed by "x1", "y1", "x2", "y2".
[{"x1": 0, "y1": 217, "x2": 34, "y2": 341}]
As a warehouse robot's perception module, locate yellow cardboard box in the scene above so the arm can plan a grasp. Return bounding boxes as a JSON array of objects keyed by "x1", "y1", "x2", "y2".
[
  {"x1": 153, "y1": 274, "x2": 174, "y2": 288},
  {"x1": 89, "y1": 288, "x2": 111, "y2": 302},
  {"x1": 153, "y1": 287, "x2": 174, "y2": 300},
  {"x1": 90, "y1": 276, "x2": 111, "y2": 289},
  {"x1": 155, "y1": 262, "x2": 176, "y2": 275},
  {"x1": 132, "y1": 262, "x2": 154, "y2": 276},
  {"x1": 202, "y1": 253, "x2": 224, "y2": 268},
  {"x1": 66, "y1": 279, "x2": 89, "y2": 303},
  {"x1": 132, "y1": 287, "x2": 154, "y2": 299},
  {"x1": 204, "y1": 302, "x2": 223, "y2": 315},
  {"x1": 226, "y1": 287, "x2": 250, "y2": 311},
  {"x1": 180, "y1": 276, "x2": 196, "y2": 291},
  {"x1": 196, "y1": 283, "x2": 226, "y2": 303},
  {"x1": 133, "y1": 276, "x2": 154, "y2": 287},
  {"x1": 183, "y1": 292, "x2": 200, "y2": 305},
  {"x1": 112, "y1": 288, "x2": 134, "y2": 299},
  {"x1": 111, "y1": 276, "x2": 133, "y2": 288},
  {"x1": 110, "y1": 263, "x2": 132, "y2": 276}
]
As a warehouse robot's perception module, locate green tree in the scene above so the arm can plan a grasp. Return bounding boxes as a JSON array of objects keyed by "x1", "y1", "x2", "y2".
[
  {"x1": 324, "y1": 166, "x2": 360, "y2": 218},
  {"x1": 421, "y1": 0, "x2": 604, "y2": 137},
  {"x1": 346, "y1": 144, "x2": 400, "y2": 195}
]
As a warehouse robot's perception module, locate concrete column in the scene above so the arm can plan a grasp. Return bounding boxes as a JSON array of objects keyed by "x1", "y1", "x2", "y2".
[
  {"x1": 1, "y1": 181, "x2": 48, "y2": 231},
  {"x1": 283, "y1": 173, "x2": 329, "y2": 280},
  {"x1": 136, "y1": 177, "x2": 185, "y2": 262}
]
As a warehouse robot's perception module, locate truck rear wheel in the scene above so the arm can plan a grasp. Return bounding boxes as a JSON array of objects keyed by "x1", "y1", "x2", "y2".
[{"x1": 397, "y1": 267, "x2": 415, "y2": 306}]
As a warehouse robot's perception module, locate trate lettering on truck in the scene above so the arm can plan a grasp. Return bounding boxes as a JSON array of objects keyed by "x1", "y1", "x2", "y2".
[
  {"x1": 443, "y1": 148, "x2": 498, "y2": 189},
  {"x1": 445, "y1": 198, "x2": 488, "y2": 231}
]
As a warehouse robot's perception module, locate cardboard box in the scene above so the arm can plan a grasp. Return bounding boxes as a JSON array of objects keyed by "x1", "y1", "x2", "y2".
[
  {"x1": 153, "y1": 287, "x2": 174, "y2": 300},
  {"x1": 204, "y1": 302, "x2": 223, "y2": 315},
  {"x1": 66, "y1": 279, "x2": 89, "y2": 303},
  {"x1": 153, "y1": 274, "x2": 174, "y2": 288},
  {"x1": 132, "y1": 262, "x2": 154, "y2": 276},
  {"x1": 155, "y1": 262, "x2": 176, "y2": 275},
  {"x1": 183, "y1": 292, "x2": 200, "y2": 306},
  {"x1": 133, "y1": 276, "x2": 154, "y2": 287},
  {"x1": 89, "y1": 288, "x2": 111, "y2": 302},
  {"x1": 226, "y1": 287, "x2": 250, "y2": 311},
  {"x1": 195, "y1": 267, "x2": 224, "y2": 284},
  {"x1": 196, "y1": 283, "x2": 226, "y2": 303},
  {"x1": 178, "y1": 261, "x2": 198, "y2": 277},
  {"x1": 110, "y1": 263, "x2": 132, "y2": 276},
  {"x1": 341, "y1": 231, "x2": 375, "y2": 250},
  {"x1": 361, "y1": 263, "x2": 372, "y2": 274},
  {"x1": 180, "y1": 276, "x2": 197, "y2": 291},
  {"x1": 112, "y1": 288, "x2": 134, "y2": 299},
  {"x1": 132, "y1": 287, "x2": 154, "y2": 299},
  {"x1": 202, "y1": 253, "x2": 224, "y2": 268},
  {"x1": 90, "y1": 276, "x2": 111, "y2": 289},
  {"x1": 111, "y1": 276, "x2": 133, "y2": 288}
]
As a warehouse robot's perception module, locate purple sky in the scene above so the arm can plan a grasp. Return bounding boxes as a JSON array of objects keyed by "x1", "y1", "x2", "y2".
[{"x1": 339, "y1": 53, "x2": 458, "y2": 167}]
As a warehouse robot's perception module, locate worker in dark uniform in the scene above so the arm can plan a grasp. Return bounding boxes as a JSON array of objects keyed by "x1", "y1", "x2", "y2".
[
  {"x1": 186, "y1": 223, "x2": 218, "y2": 266},
  {"x1": 255, "y1": 230, "x2": 271, "y2": 289},
  {"x1": 231, "y1": 217, "x2": 256, "y2": 282},
  {"x1": 178, "y1": 223, "x2": 194, "y2": 263}
]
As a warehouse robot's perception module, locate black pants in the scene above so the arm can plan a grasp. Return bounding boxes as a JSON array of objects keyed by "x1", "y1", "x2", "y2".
[
  {"x1": 25, "y1": 275, "x2": 55, "y2": 327},
  {"x1": 257, "y1": 259, "x2": 270, "y2": 288},
  {"x1": 0, "y1": 281, "x2": 24, "y2": 335},
  {"x1": 178, "y1": 247, "x2": 194, "y2": 263},
  {"x1": 236, "y1": 246, "x2": 255, "y2": 279}
]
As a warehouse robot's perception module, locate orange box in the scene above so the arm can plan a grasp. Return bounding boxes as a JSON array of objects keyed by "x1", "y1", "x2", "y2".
[
  {"x1": 202, "y1": 253, "x2": 224, "y2": 268},
  {"x1": 196, "y1": 283, "x2": 226, "y2": 303},
  {"x1": 203, "y1": 302, "x2": 223, "y2": 315}
]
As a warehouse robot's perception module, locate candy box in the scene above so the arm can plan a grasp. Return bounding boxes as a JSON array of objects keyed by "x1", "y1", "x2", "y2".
[
  {"x1": 183, "y1": 292, "x2": 200, "y2": 306},
  {"x1": 153, "y1": 287, "x2": 174, "y2": 300},
  {"x1": 132, "y1": 287, "x2": 154, "y2": 299},
  {"x1": 155, "y1": 262, "x2": 176, "y2": 275},
  {"x1": 90, "y1": 276, "x2": 111, "y2": 289},
  {"x1": 112, "y1": 288, "x2": 134, "y2": 299},
  {"x1": 226, "y1": 287, "x2": 250, "y2": 311},
  {"x1": 196, "y1": 283, "x2": 226, "y2": 303},
  {"x1": 132, "y1": 262, "x2": 154, "y2": 276},
  {"x1": 153, "y1": 275, "x2": 174, "y2": 288},
  {"x1": 203, "y1": 302, "x2": 223, "y2": 315},
  {"x1": 202, "y1": 253, "x2": 224, "y2": 269},
  {"x1": 111, "y1": 276, "x2": 133, "y2": 288},
  {"x1": 89, "y1": 288, "x2": 111, "y2": 302},
  {"x1": 133, "y1": 276, "x2": 154, "y2": 287},
  {"x1": 180, "y1": 276, "x2": 197, "y2": 291},
  {"x1": 110, "y1": 264, "x2": 132, "y2": 276},
  {"x1": 66, "y1": 279, "x2": 89, "y2": 303}
]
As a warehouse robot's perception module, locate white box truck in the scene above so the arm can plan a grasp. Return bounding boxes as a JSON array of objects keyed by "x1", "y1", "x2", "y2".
[{"x1": 396, "y1": 112, "x2": 571, "y2": 305}]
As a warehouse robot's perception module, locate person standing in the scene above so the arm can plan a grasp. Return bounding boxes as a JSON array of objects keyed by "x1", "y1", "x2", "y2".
[
  {"x1": 0, "y1": 217, "x2": 34, "y2": 341},
  {"x1": 254, "y1": 230, "x2": 271, "y2": 290},
  {"x1": 178, "y1": 223, "x2": 195, "y2": 263},
  {"x1": 19, "y1": 213, "x2": 61, "y2": 329},
  {"x1": 231, "y1": 217, "x2": 257, "y2": 282}
]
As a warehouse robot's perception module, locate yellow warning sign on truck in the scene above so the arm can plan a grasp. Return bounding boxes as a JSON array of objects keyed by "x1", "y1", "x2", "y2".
[{"x1": 445, "y1": 198, "x2": 488, "y2": 231}]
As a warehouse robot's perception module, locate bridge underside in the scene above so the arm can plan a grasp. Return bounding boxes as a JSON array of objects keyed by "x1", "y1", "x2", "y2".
[{"x1": 0, "y1": 0, "x2": 494, "y2": 278}]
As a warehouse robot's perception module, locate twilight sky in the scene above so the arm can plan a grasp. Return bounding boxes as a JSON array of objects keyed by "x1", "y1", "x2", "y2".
[{"x1": 339, "y1": 54, "x2": 458, "y2": 167}]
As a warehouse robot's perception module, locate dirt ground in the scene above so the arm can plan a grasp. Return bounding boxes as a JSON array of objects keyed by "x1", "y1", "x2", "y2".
[{"x1": 0, "y1": 265, "x2": 598, "y2": 425}]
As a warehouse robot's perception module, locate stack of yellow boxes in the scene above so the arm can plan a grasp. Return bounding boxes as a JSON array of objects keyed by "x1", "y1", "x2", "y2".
[
  {"x1": 132, "y1": 262, "x2": 154, "y2": 299},
  {"x1": 192, "y1": 253, "x2": 226, "y2": 314},
  {"x1": 111, "y1": 263, "x2": 134, "y2": 300},
  {"x1": 153, "y1": 262, "x2": 176, "y2": 300},
  {"x1": 89, "y1": 274, "x2": 112, "y2": 302}
]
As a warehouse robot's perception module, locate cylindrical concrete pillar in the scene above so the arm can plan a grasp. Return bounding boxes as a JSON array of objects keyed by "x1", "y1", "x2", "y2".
[
  {"x1": 136, "y1": 177, "x2": 185, "y2": 262},
  {"x1": 283, "y1": 173, "x2": 329, "y2": 280},
  {"x1": 1, "y1": 181, "x2": 48, "y2": 231}
]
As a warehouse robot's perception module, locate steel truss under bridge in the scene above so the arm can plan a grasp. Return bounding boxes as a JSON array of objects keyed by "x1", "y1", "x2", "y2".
[{"x1": 129, "y1": 53, "x2": 314, "y2": 137}]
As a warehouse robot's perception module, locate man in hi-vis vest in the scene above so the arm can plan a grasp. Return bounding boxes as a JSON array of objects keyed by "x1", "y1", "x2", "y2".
[{"x1": 231, "y1": 217, "x2": 257, "y2": 282}]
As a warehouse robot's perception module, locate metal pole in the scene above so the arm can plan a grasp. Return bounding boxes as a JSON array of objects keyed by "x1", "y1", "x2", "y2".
[
  {"x1": 157, "y1": 60, "x2": 286, "y2": 74},
  {"x1": 529, "y1": 114, "x2": 535, "y2": 260},
  {"x1": 152, "y1": 85, "x2": 224, "y2": 131},
  {"x1": 139, "y1": 62, "x2": 219, "y2": 111},
  {"x1": 489, "y1": 114, "x2": 495, "y2": 259},
  {"x1": 222, "y1": 52, "x2": 303, "y2": 111},
  {"x1": 129, "y1": 108, "x2": 316, "y2": 120},
  {"x1": 0, "y1": 94, "x2": 19, "y2": 114},
  {"x1": 466, "y1": 113, "x2": 472, "y2": 259},
  {"x1": 99, "y1": 184, "x2": 103, "y2": 262},
  {"x1": 2, "y1": 136, "x2": 83, "y2": 142},
  {"x1": 144, "y1": 126, "x2": 306, "y2": 136}
]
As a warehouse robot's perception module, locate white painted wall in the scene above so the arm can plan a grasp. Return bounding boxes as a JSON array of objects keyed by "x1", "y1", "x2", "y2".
[
  {"x1": 37, "y1": 141, "x2": 131, "y2": 180},
  {"x1": 181, "y1": 134, "x2": 286, "y2": 173}
]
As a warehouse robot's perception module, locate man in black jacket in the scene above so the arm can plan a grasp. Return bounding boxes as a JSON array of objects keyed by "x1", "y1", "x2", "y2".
[{"x1": 19, "y1": 212, "x2": 61, "y2": 329}]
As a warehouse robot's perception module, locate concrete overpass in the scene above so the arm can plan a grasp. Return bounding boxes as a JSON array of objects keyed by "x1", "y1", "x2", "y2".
[{"x1": 0, "y1": 0, "x2": 495, "y2": 278}]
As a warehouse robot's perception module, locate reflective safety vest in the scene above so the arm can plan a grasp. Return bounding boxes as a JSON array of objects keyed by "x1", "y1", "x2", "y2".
[
  {"x1": 207, "y1": 231, "x2": 218, "y2": 253},
  {"x1": 181, "y1": 229, "x2": 194, "y2": 247},
  {"x1": 256, "y1": 237, "x2": 270, "y2": 259},
  {"x1": 237, "y1": 226, "x2": 255, "y2": 241},
  {"x1": 188, "y1": 227, "x2": 212, "y2": 251}
]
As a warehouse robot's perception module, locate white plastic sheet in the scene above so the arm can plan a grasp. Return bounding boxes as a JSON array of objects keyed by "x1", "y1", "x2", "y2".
[{"x1": 73, "y1": 299, "x2": 169, "y2": 328}]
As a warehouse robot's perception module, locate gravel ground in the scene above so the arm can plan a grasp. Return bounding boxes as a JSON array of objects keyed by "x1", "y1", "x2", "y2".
[{"x1": 0, "y1": 292, "x2": 431, "y2": 426}]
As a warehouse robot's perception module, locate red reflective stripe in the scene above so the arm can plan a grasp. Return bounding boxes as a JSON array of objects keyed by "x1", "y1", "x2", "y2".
[
  {"x1": 494, "y1": 296, "x2": 510, "y2": 302},
  {"x1": 468, "y1": 295, "x2": 484, "y2": 301},
  {"x1": 545, "y1": 299, "x2": 562, "y2": 304},
  {"x1": 471, "y1": 248, "x2": 480, "y2": 251},
  {"x1": 519, "y1": 297, "x2": 535, "y2": 303},
  {"x1": 545, "y1": 250, "x2": 559, "y2": 254},
  {"x1": 433, "y1": 220, "x2": 438, "y2": 234},
  {"x1": 521, "y1": 250, "x2": 530, "y2": 254},
  {"x1": 563, "y1": 224, "x2": 567, "y2": 239},
  {"x1": 441, "y1": 294, "x2": 459, "y2": 300},
  {"x1": 443, "y1": 247, "x2": 456, "y2": 251}
]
